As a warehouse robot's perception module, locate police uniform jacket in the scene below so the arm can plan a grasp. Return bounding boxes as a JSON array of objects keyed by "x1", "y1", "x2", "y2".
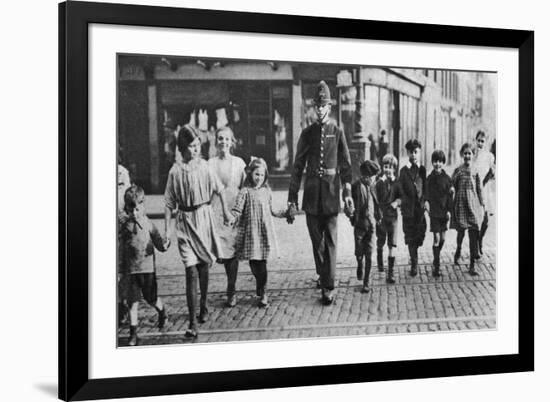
[{"x1": 288, "y1": 120, "x2": 352, "y2": 215}]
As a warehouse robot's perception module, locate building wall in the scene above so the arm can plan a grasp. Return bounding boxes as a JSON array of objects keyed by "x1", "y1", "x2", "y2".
[{"x1": 117, "y1": 57, "x2": 496, "y2": 193}]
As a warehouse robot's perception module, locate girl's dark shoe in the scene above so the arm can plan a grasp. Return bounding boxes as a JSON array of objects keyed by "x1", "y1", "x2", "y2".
[{"x1": 128, "y1": 325, "x2": 138, "y2": 346}]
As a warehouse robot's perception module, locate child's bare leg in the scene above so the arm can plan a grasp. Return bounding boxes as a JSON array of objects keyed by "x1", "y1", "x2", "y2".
[
  {"x1": 455, "y1": 230, "x2": 465, "y2": 264},
  {"x1": 129, "y1": 302, "x2": 139, "y2": 326},
  {"x1": 128, "y1": 302, "x2": 139, "y2": 346}
]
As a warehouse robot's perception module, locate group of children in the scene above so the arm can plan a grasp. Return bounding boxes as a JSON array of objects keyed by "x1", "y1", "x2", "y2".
[
  {"x1": 349, "y1": 135, "x2": 490, "y2": 294},
  {"x1": 118, "y1": 125, "x2": 287, "y2": 344},
  {"x1": 118, "y1": 127, "x2": 492, "y2": 345}
]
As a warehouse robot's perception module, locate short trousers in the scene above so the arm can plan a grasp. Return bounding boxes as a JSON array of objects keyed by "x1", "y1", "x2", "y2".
[
  {"x1": 119, "y1": 273, "x2": 158, "y2": 305},
  {"x1": 354, "y1": 226, "x2": 375, "y2": 256},
  {"x1": 430, "y1": 216, "x2": 449, "y2": 233},
  {"x1": 376, "y1": 218, "x2": 398, "y2": 248}
]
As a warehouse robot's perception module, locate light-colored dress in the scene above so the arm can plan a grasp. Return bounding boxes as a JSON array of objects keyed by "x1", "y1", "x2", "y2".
[
  {"x1": 232, "y1": 186, "x2": 284, "y2": 260},
  {"x1": 208, "y1": 155, "x2": 246, "y2": 259},
  {"x1": 117, "y1": 164, "x2": 131, "y2": 212},
  {"x1": 473, "y1": 148, "x2": 496, "y2": 215},
  {"x1": 164, "y1": 158, "x2": 224, "y2": 267},
  {"x1": 451, "y1": 164, "x2": 484, "y2": 230}
]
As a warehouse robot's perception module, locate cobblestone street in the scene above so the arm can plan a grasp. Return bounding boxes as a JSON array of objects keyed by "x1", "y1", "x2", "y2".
[{"x1": 118, "y1": 205, "x2": 496, "y2": 346}]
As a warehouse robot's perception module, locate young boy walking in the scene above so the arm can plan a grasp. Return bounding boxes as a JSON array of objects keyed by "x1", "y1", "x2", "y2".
[
  {"x1": 394, "y1": 139, "x2": 428, "y2": 277},
  {"x1": 349, "y1": 160, "x2": 380, "y2": 293},
  {"x1": 375, "y1": 153, "x2": 399, "y2": 284},
  {"x1": 119, "y1": 185, "x2": 170, "y2": 346},
  {"x1": 425, "y1": 150, "x2": 453, "y2": 277}
]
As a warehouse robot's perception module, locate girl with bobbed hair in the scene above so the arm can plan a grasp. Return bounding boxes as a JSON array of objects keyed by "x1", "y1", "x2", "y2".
[{"x1": 164, "y1": 124, "x2": 234, "y2": 338}]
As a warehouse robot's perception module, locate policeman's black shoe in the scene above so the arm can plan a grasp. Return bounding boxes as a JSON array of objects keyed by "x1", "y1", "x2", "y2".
[
  {"x1": 321, "y1": 290, "x2": 334, "y2": 305},
  {"x1": 198, "y1": 307, "x2": 209, "y2": 324},
  {"x1": 409, "y1": 264, "x2": 418, "y2": 277},
  {"x1": 432, "y1": 267, "x2": 441, "y2": 278},
  {"x1": 361, "y1": 284, "x2": 371, "y2": 294},
  {"x1": 226, "y1": 294, "x2": 237, "y2": 307},
  {"x1": 185, "y1": 325, "x2": 198, "y2": 338},
  {"x1": 258, "y1": 294, "x2": 269, "y2": 308}
]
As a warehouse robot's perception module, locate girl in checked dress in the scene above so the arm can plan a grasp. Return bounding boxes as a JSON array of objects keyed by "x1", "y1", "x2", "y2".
[
  {"x1": 452, "y1": 143, "x2": 485, "y2": 276},
  {"x1": 231, "y1": 158, "x2": 286, "y2": 307}
]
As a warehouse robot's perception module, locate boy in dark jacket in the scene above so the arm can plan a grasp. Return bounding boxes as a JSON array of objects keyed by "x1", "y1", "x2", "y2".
[
  {"x1": 394, "y1": 139, "x2": 428, "y2": 276},
  {"x1": 426, "y1": 150, "x2": 454, "y2": 277},
  {"x1": 375, "y1": 153, "x2": 399, "y2": 284},
  {"x1": 119, "y1": 185, "x2": 170, "y2": 346},
  {"x1": 349, "y1": 160, "x2": 380, "y2": 293}
]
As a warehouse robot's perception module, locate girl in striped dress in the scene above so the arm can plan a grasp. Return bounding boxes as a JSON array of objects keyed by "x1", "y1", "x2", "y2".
[
  {"x1": 451, "y1": 143, "x2": 485, "y2": 276},
  {"x1": 231, "y1": 158, "x2": 286, "y2": 307},
  {"x1": 164, "y1": 124, "x2": 234, "y2": 338}
]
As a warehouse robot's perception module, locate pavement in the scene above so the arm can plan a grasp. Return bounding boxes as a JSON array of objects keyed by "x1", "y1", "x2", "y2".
[{"x1": 118, "y1": 198, "x2": 496, "y2": 346}]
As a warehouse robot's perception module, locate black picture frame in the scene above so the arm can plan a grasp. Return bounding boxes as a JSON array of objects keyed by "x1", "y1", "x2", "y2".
[{"x1": 59, "y1": 1, "x2": 534, "y2": 400}]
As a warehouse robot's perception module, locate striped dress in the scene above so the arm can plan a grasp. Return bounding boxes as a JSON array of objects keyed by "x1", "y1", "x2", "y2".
[{"x1": 164, "y1": 158, "x2": 224, "y2": 267}]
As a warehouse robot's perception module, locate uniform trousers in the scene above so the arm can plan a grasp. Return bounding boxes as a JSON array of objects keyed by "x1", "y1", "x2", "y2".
[{"x1": 306, "y1": 213, "x2": 338, "y2": 291}]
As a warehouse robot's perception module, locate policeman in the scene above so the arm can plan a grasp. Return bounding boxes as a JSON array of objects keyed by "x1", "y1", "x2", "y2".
[{"x1": 287, "y1": 80, "x2": 354, "y2": 305}]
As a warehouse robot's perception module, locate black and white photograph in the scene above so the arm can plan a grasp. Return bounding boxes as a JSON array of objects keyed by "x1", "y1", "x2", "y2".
[{"x1": 116, "y1": 54, "x2": 497, "y2": 346}]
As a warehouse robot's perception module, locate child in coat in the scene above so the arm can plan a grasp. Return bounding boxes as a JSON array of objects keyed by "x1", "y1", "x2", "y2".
[
  {"x1": 119, "y1": 185, "x2": 170, "y2": 346},
  {"x1": 394, "y1": 139, "x2": 428, "y2": 277},
  {"x1": 375, "y1": 154, "x2": 399, "y2": 284},
  {"x1": 231, "y1": 158, "x2": 286, "y2": 307},
  {"x1": 350, "y1": 160, "x2": 380, "y2": 293},
  {"x1": 452, "y1": 143, "x2": 485, "y2": 276},
  {"x1": 425, "y1": 150, "x2": 454, "y2": 278}
]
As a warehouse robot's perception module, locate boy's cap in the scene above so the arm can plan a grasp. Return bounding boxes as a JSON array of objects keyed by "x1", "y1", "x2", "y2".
[{"x1": 360, "y1": 159, "x2": 380, "y2": 176}]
